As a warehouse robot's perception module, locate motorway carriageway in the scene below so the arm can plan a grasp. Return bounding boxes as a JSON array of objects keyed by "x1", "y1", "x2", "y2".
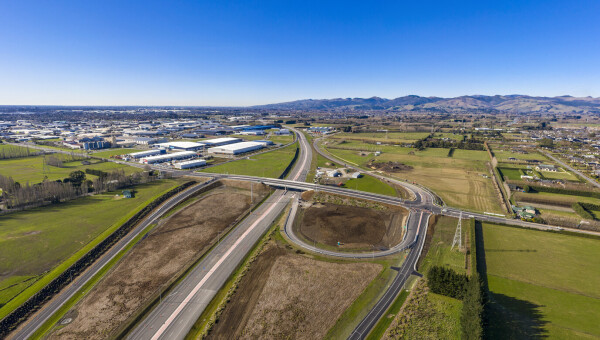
[
  {"x1": 10, "y1": 180, "x2": 218, "y2": 340},
  {"x1": 128, "y1": 128, "x2": 313, "y2": 339}
]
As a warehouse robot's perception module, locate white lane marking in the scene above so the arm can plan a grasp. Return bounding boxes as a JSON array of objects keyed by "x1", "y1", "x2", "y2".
[
  {"x1": 291, "y1": 133, "x2": 310, "y2": 181},
  {"x1": 150, "y1": 194, "x2": 285, "y2": 340}
]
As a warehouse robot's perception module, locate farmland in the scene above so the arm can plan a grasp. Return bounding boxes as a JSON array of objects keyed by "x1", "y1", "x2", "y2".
[
  {"x1": 0, "y1": 155, "x2": 141, "y2": 184},
  {"x1": 0, "y1": 179, "x2": 183, "y2": 315},
  {"x1": 92, "y1": 148, "x2": 142, "y2": 158},
  {"x1": 49, "y1": 184, "x2": 266, "y2": 339},
  {"x1": 331, "y1": 131, "x2": 430, "y2": 144},
  {"x1": 321, "y1": 138, "x2": 503, "y2": 214},
  {"x1": 481, "y1": 222, "x2": 600, "y2": 339},
  {"x1": 199, "y1": 142, "x2": 298, "y2": 178}
]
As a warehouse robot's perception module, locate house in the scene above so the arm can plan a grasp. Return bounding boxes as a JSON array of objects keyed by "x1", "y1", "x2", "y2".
[
  {"x1": 512, "y1": 205, "x2": 536, "y2": 219},
  {"x1": 535, "y1": 164, "x2": 559, "y2": 172},
  {"x1": 122, "y1": 190, "x2": 134, "y2": 198}
]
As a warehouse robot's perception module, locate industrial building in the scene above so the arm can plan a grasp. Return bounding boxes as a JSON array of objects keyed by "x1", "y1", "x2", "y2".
[
  {"x1": 156, "y1": 141, "x2": 205, "y2": 151},
  {"x1": 202, "y1": 137, "x2": 242, "y2": 147},
  {"x1": 173, "y1": 159, "x2": 207, "y2": 169},
  {"x1": 140, "y1": 151, "x2": 196, "y2": 164},
  {"x1": 129, "y1": 149, "x2": 166, "y2": 159},
  {"x1": 255, "y1": 140, "x2": 274, "y2": 146},
  {"x1": 207, "y1": 141, "x2": 265, "y2": 155}
]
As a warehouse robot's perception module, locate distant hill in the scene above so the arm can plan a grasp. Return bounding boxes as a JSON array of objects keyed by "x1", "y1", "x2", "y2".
[{"x1": 253, "y1": 95, "x2": 600, "y2": 114}]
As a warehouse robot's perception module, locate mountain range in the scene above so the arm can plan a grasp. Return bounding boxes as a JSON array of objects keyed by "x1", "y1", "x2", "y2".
[{"x1": 254, "y1": 95, "x2": 600, "y2": 114}]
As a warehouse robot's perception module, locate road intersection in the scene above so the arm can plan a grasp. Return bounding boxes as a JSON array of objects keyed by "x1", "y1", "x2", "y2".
[{"x1": 8, "y1": 129, "x2": 600, "y2": 340}]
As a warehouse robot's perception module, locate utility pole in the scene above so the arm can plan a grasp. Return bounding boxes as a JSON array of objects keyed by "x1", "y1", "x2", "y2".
[{"x1": 451, "y1": 212, "x2": 462, "y2": 251}]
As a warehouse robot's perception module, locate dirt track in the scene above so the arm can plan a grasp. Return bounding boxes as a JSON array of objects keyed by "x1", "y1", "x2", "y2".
[
  {"x1": 209, "y1": 241, "x2": 381, "y2": 339},
  {"x1": 297, "y1": 203, "x2": 407, "y2": 251},
  {"x1": 49, "y1": 184, "x2": 267, "y2": 339}
]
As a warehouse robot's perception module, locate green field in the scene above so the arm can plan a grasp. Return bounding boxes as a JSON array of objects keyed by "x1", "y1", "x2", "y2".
[
  {"x1": 0, "y1": 156, "x2": 142, "y2": 184},
  {"x1": 269, "y1": 134, "x2": 294, "y2": 144},
  {"x1": 419, "y1": 216, "x2": 466, "y2": 275},
  {"x1": 492, "y1": 149, "x2": 547, "y2": 162},
  {"x1": 482, "y1": 223, "x2": 600, "y2": 339},
  {"x1": 322, "y1": 140, "x2": 503, "y2": 214},
  {"x1": 332, "y1": 131, "x2": 431, "y2": 143},
  {"x1": 0, "y1": 179, "x2": 182, "y2": 313},
  {"x1": 92, "y1": 148, "x2": 142, "y2": 157},
  {"x1": 514, "y1": 191, "x2": 600, "y2": 206},
  {"x1": 539, "y1": 170, "x2": 579, "y2": 181},
  {"x1": 497, "y1": 167, "x2": 525, "y2": 181},
  {"x1": 343, "y1": 175, "x2": 397, "y2": 197},
  {"x1": 199, "y1": 143, "x2": 298, "y2": 178}
]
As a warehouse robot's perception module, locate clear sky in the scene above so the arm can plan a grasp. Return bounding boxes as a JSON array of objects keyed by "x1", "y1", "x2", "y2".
[{"x1": 1, "y1": 0, "x2": 599, "y2": 106}]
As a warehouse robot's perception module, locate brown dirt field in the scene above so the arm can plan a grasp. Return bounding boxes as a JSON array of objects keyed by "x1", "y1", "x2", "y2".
[
  {"x1": 208, "y1": 241, "x2": 381, "y2": 340},
  {"x1": 297, "y1": 203, "x2": 407, "y2": 250},
  {"x1": 49, "y1": 185, "x2": 264, "y2": 340}
]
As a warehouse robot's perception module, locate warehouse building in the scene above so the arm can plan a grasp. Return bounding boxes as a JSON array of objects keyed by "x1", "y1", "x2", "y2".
[
  {"x1": 202, "y1": 137, "x2": 242, "y2": 147},
  {"x1": 173, "y1": 159, "x2": 207, "y2": 169},
  {"x1": 129, "y1": 149, "x2": 166, "y2": 159},
  {"x1": 207, "y1": 141, "x2": 265, "y2": 155},
  {"x1": 155, "y1": 141, "x2": 205, "y2": 151},
  {"x1": 254, "y1": 140, "x2": 274, "y2": 146},
  {"x1": 140, "y1": 151, "x2": 196, "y2": 164}
]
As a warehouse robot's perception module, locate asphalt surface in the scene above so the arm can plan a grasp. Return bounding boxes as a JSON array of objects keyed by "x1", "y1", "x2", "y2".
[
  {"x1": 9, "y1": 131, "x2": 600, "y2": 340},
  {"x1": 127, "y1": 128, "x2": 313, "y2": 340},
  {"x1": 348, "y1": 211, "x2": 430, "y2": 340},
  {"x1": 9, "y1": 180, "x2": 217, "y2": 340}
]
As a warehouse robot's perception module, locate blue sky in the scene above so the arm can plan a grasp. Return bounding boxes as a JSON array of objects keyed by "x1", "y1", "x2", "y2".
[{"x1": 1, "y1": 0, "x2": 598, "y2": 106}]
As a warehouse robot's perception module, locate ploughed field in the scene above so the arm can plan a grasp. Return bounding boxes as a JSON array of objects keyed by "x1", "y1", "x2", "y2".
[
  {"x1": 208, "y1": 240, "x2": 381, "y2": 339},
  {"x1": 48, "y1": 183, "x2": 268, "y2": 339},
  {"x1": 297, "y1": 203, "x2": 407, "y2": 251}
]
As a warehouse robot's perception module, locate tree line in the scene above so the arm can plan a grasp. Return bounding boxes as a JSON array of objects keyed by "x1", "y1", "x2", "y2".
[
  {"x1": 0, "y1": 168, "x2": 156, "y2": 212},
  {"x1": 426, "y1": 265, "x2": 484, "y2": 339},
  {"x1": 0, "y1": 145, "x2": 40, "y2": 160},
  {"x1": 414, "y1": 134, "x2": 485, "y2": 151},
  {"x1": 0, "y1": 181, "x2": 197, "y2": 338}
]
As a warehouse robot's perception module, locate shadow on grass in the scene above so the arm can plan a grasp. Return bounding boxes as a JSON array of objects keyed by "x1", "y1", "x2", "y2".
[{"x1": 475, "y1": 221, "x2": 548, "y2": 340}]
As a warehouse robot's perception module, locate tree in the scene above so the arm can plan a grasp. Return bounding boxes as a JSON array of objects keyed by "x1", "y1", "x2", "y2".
[
  {"x1": 68, "y1": 170, "x2": 86, "y2": 187},
  {"x1": 460, "y1": 272, "x2": 484, "y2": 340},
  {"x1": 539, "y1": 138, "x2": 554, "y2": 148}
]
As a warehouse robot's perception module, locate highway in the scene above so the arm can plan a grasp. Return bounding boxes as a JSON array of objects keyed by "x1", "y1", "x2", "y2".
[
  {"x1": 348, "y1": 211, "x2": 430, "y2": 340},
  {"x1": 9, "y1": 180, "x2": 218, "y2": 340},
  {"x1": 127, "y1": 128, "x2": 313, "y2": 340},
  {"x1": 8, "y1": 130, "x2": 600, "y2": 340}
]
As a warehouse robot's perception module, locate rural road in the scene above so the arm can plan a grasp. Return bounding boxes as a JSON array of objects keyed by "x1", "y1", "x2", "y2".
[
  {"x1": 540, "y1": 149, "x2": 600, "y2": 189},
  {"x1": 9, "y1": 180, "x2": 218, "y2": 340}
]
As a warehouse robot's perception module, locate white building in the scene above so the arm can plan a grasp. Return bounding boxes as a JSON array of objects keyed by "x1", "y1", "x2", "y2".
[
  {"x1": 207, "y1": 141, "x2": 265, "y2": 155},
  {"x1": 156, "y1": 141, "x2": 205, "y2": 151},
  {"x1": 129, "y1": 149, "x2": 165, "y2": 159},
  {"x1": 174, "y1": 159, "x2": 207, "y2": 169},
  {"x1": 201, "y1": 137, "x2": 242, "y2": 147},
  {"x1": 140, "y1": 151, "x2": 196, "y2": 164}
]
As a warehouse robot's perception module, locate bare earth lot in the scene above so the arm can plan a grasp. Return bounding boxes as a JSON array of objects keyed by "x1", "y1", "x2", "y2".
[
  {"x1": 297, "y1": 202, "x2": 407, "y2": 251},
  {"x1": 49, "y1": 184, "x2": 266, "y2": 339},
  {"x1": 209, "y1": 241, "x2": 381, "y2": 339}
]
